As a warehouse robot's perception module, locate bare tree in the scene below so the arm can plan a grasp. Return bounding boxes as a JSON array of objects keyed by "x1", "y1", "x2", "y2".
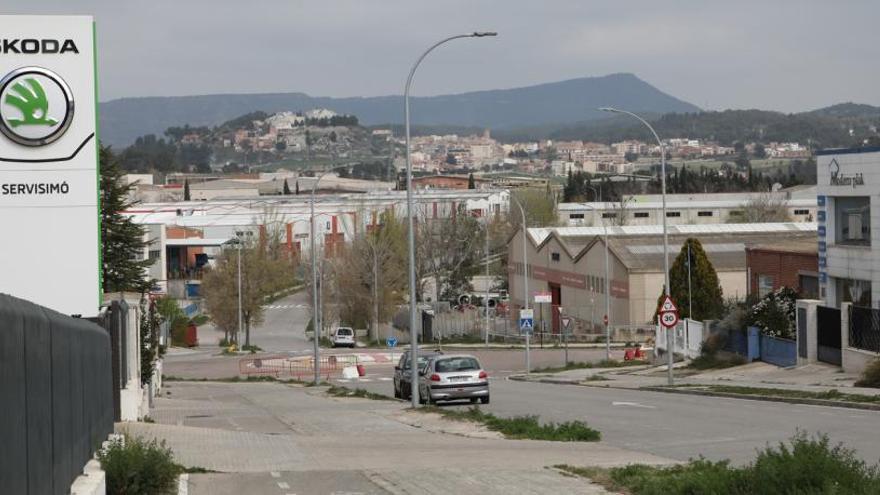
[
  {"x1": 608, "y1": 195, "x2": 634, "y2": 227},
  {"x1": 417, "y1": 207, "x2": 485, "y2": 304},
  {"x1": 730, "y1": 193, "x2": 791, "y2": 223}
]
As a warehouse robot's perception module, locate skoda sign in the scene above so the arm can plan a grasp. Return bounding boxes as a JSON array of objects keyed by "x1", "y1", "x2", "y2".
[
  {"x1": 0, "y1": 66, "x2": 74, "y2": 146},
  {"x1": 0, "y1": 16, "x2": 99, "y2": 318}
]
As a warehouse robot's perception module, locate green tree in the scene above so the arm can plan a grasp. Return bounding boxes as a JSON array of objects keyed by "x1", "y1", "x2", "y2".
[
  {"x1": 656, "y1": 238, "x2": 723, "y2": 321},
  {"x1": 467, "y1": 173, "x2": 476, "y2": 189},
  {"x1": 183, "y1": 179, "x2": 191, "y2": 201},
  {"x1": 100, "y1": 146, "x2": 152, "y2": 293},
  {"x1": 510, "y1": 188, "x2": 558, "y2": 230}
]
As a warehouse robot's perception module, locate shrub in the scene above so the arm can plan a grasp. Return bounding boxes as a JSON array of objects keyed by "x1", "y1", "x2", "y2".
[
  {"x1": 99, "y1": 435, "x2": 181, "y2": 495},
  {"x1": 855, "y1": 359, "x2": 880, "y2": 388},
  {"x1": 750, "y1": 287, "x2": 798, "y2": 339}
]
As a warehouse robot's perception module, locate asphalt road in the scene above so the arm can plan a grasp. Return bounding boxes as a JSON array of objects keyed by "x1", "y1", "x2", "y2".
[{"x1": 168, "y1": 292, "x2": 880, "y2": 466}]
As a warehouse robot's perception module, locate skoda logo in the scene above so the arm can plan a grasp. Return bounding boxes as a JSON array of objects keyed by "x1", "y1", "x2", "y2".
[{"x1": 0, "y1": 66, "x2": 73, "y2": 147}]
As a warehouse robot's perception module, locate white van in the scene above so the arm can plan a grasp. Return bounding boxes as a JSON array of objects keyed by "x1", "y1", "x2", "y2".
[{"x1": 331, "y1": 327, "x2": 355, "y2": 348}]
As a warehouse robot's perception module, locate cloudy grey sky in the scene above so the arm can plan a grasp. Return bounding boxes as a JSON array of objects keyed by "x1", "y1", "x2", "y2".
[{"x1": 6, "y1": 0, "x2": 879, "y2": 112}]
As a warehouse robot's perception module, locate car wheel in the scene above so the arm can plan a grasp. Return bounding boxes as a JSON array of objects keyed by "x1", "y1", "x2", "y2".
[
  {"x1": 393, "y1": 385, "x2": 400, "y2": 399},
  {"x1": 480, "y1": 396, "x2": 490, "y2": 404},
  {"x1": 470, "y1": 397, "x2": 479, "y2": 404},
  {"x1": 418, "y1": 389, "x2": 427, "y2": 405}
]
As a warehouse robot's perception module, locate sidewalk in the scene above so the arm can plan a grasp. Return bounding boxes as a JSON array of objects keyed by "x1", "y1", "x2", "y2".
[{"x1": 513, "y1": 361, "x2": 880, "y2": 399}]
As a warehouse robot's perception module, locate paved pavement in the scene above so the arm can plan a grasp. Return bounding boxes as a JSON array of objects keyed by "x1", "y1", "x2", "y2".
[{"x1": 130, "y1": 381, "x2": 666, "y2": 494}]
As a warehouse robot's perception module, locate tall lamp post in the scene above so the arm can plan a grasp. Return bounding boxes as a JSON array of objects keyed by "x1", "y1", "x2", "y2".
[
  {"x1": 599, "y1": 107, "x2": 673, "y2": 385},
  {"x1": 404, "y1": 32, "x2": 497, "y2": 408},
  {"x1": 510, "y1": 194, "x2": 531, "y2": 374},
  {"x1": 310, "y1": 171, "x2": 332, "y2": 384}
]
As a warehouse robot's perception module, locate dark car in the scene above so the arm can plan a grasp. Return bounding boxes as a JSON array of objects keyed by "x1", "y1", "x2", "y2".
[{"x1": 393, "y1": 350, "x2": 442, "y2": 400}]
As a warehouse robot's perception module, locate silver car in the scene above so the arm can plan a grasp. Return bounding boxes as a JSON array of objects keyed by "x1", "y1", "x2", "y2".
[{"x1": 418, "y1": 354, "x2": 489, "y2": 405}]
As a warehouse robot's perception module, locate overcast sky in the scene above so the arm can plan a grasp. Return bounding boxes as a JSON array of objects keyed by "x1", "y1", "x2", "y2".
[{"x1": 6, "y1": 1, "x2": 879, "y2": 112}]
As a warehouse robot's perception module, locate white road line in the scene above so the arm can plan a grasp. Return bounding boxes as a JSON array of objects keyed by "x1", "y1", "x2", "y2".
[
  {"x1": 277, "y1": 481, "x2": 290, "y2": 489},
  {"x1": 612, "y1": 401, "x2": 656, "y2": 409},
  {"x1": 336, "y1": 379, "x2": 351, "y2": 383},
  {"x1": 270, "y1": 472, "x2": 280, "y2": 478},
  {"x1": 377, "y1": 377, "x2": 392, "y2": 381}
]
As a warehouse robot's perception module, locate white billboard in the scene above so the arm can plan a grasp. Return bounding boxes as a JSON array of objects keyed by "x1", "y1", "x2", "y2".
[{"x1": 0, "y1": 16, "x2": 99, "y2": 316}]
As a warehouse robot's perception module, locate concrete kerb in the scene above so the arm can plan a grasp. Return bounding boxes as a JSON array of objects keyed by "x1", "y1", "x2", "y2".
[
  {"x1": 639, "y1": 386, "x2": 880, "y2": 412},
  {"x1": 510, "y1": 373, "x2": 880, "y2": 412}
]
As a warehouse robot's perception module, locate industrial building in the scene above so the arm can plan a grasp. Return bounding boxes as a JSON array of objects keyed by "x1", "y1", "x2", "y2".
[{"x1": 507, "y1": 223, "x2": 818, "y2": 332}]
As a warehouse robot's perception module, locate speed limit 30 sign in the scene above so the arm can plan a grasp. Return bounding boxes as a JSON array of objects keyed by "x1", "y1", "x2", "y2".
[{"x1": 658, "y1": 295, "x2": 679, "y2": 328}]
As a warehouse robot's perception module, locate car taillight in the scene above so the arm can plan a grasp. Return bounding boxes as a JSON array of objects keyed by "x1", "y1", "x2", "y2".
[
  {"x1": 479, "y1": 371, "x2": 488, "y2": 379},
  {"x1": 430, "y1": 374, "x2": 441, "y2": 382}
]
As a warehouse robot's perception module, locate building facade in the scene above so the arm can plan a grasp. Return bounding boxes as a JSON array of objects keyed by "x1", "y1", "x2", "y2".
[{"x1": 816, "y1": 148, "x2": 878, "y2": 307}]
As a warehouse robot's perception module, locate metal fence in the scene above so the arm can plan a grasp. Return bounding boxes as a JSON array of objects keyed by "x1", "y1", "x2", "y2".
[
  {"x1": 850, "y1": 305, "x2": 880, "y2": 353},
  {"x1": 760, "y1": 334, "x2": 797, "y2": 367},
  {"x1": 0, "y1": 294, "x2": 114, "y2": 495}
]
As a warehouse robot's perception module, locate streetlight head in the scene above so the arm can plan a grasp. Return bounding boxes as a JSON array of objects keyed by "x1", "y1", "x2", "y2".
[
  {"x1": 598, "y1": 107, "x2": 618, "y2": 113},
  {"x1": 472, "y1": 31, "x2": 498, "y2": 37}
]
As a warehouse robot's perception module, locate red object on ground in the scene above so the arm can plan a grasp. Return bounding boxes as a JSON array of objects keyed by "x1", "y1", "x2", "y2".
[
  {"x1": 623, "y1": 348, "x2": 635, "y2": 361},
  {"x1": 356, "y1": 364, "x2": 366, "y2": 377},
  {"x1": 185, "y1": 323, "x2": 198, "y2": 347},
  {"x1": 635, "y1": 348, "x2": 646, "y2": 359}
]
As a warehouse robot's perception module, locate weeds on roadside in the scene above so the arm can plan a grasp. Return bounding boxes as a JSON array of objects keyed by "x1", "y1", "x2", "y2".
[
  {"x1": 557, "y1": 432, "x2": 880, "y2": 495},
  {"x1": 422, "y1": 406, "x2": 600, "y2": 442},
  {"x1": 99, "y1": 435, "x2": 181, "y2": 495},
  {"x1": 326, "y1": 385, "x2": 394, "y2": 401},
  {"x1": 855, "y1": 359, "x2": 880, "y2": 388}
]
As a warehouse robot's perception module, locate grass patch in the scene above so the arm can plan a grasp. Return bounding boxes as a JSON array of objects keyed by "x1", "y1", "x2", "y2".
[
  {"x1": 557, "y1": 433, "x2": 880, "y2": 495},
  {"x1": 422, "y1": 406, "x2": 600, "y2": 442},
  {"x1": 533, "y1": 359, "x2": 647, "y2": 374},
  {"x1": 855, "y1": 359, "x2": 880, "y2": 388},
  {"x1": 190, "y1": 314, "x2": 210, "y2": 326},
  {"x1": 162, "y1": 374, "x2": 310, "y2": 385},
  {"x1": 697, "y1": 385, "x2": 880, "y2": 404},
  {"x1": 180, "y1": 465, "x2": 217, "y2": 474},
  {"x1": 241, "y1": 344, "x2": 263, "y2": 354},
  {"x1": 99, "y1": 434, "x2": 181, "y2": 495},
  {"x1": 326, "y1": 385, "x2": 394, "y2": 401},
  {"x1": 687, "y1": 352, "x2": 747, "y2": 370}
]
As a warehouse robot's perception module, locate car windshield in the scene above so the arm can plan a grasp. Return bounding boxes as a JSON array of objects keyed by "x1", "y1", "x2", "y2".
[
  {"x1": 434, "y1": 357, "x2": 480, "y2": 373},
  {"x1": 337, "y1": 329, "x2": 352, "y2": 336},
  {"x1": 402, "y1": 355, "x2": 431, "y2": 369}
]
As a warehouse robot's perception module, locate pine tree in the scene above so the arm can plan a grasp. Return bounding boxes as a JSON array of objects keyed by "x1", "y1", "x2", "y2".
[
  {"x1": 184, "y1": 179, "x2": 191, "y2": 201},
  {"x1": 467, "y1": 173, "x2": 476, "y2": 189},
  {"x1": 283, "y1": 178, "x2": 292, "y2": 195},
  {"x1": 101, "y1": 146, "x2": 152, "y2": 293},
  {"x1": 655, "y1": 238, "x2": 724, "y2": 321}
]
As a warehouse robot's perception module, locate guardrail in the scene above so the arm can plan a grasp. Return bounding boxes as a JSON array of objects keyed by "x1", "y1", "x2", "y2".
[{"x1": 239, "y1": 355, "x2": 360, "y2": 381}]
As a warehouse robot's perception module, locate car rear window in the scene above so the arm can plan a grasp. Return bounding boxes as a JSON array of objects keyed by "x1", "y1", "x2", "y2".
[
  {"x1": 337, "y1": 328, "x2": 352, "y2": 336},
  {"x1": 434, "y1": 357, "x2": 480, "y2": 373}
]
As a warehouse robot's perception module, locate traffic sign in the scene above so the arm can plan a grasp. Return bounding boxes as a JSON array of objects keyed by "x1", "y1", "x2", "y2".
[
  {"x1": 519, "y1": 309, "x2": 534, "y2": 334},
  {"x1": 386, "y1": 337, "x2": 398, "y2": 348},
  {"x1": 659, "y1": 295, "x2": 678, "y2": 314},
  {"x1": 561, "y1": 317, "x2": 572, "y2": 335},
  {"x1": 660, "y1": 311, "x2": 679, "y2": 329},
  {"x1": 533, "y1": 292, "x2": 552, "y2": 304}
]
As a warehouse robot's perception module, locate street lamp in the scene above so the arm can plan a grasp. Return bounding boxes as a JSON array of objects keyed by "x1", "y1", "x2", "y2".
[
  {"x1": 509, "y1": 194, "x2": 531, "y2": 374},
  {"x1": 310, "y1": 171, "x2": 332, "y2": 384},
  {"x1": 599, "y1": 107, "x2": 673, "y2": 385},
  {"x1": 404, "y1": 31, "x2": 497, "y2": 408}
]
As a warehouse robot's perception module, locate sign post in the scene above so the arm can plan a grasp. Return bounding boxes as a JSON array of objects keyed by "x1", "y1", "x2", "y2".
[
  {"x1": 561, "y1": 315, "x2": 572, "y2": 366},
  {"x1": 657, "y1": 295, "x2": 680, "y2": 385},
  {"x1": 386, "y1": 337, "x2": 397, "y2": 362},
  {"x1": 519, "y1": 308, "x2": 533, "y2": 374},
  {"x1": 0, "y1": 16, "x2": 100, "y2": 317}
]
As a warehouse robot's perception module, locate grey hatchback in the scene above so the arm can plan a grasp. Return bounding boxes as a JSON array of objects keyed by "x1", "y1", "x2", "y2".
[
  {"x1": 393, "y1": 351, "x2": 442, "y2": 400},
  {"x1": 418, "y1": 354, "x2": 489, "y2": 405}
]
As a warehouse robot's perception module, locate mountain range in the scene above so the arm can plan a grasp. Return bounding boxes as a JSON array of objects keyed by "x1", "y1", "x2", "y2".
[{"x1": 98, "y1": 73, "x2": 700, "y2": 147}]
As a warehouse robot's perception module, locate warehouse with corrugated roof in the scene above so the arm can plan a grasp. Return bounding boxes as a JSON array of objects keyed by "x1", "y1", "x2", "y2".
[{"x1": 507, "y1": 223, "x2": 817, "y2": 333}]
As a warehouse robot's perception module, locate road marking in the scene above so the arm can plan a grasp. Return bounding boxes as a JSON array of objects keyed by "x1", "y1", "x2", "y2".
[
  {"x1": 378, "y1": 377, "x2": 392, "y2": 381},
  {"x1": 277, "y1": 481, "x2": 290, "y2": 489},
  {"x1": 612, "y1": 401, "x2": 656, "y2": 409},
  {"x1": 336, "y1": 379, "x2": 351, "y2": 383},
  {"x1": 270, "y1": 472, "x2": 280, "y2": 478}
]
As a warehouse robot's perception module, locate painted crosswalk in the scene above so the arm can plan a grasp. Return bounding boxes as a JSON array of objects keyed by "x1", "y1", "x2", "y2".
[{"x1": 261, "y1": 303, "x2": 308, "y2": 310}]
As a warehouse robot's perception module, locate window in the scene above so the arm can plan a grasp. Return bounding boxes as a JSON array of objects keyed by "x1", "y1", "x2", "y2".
[
  {"x1": 634, "y1": 212, "x2": 649, "y2": 218},
  {"x1": 666, "y1": 211, "x2": 681, "y2": 217},
  {"x1": 568, "y1": 213, "x2": 584, "y2": 219},
  {"x1": 148, "y1": 249, "x2": 161, "y2": 262},
  {"x1": 794, "y1": 209, "x2": 810, "y2": 215},
  {"x1": 551, "y1": 252, "x2": 560, "y2": 262},
  {"x1": 698, "y1": 211, "x2": 713, "y2": 217},
  {"x1": 758, "y1": 274, "x2": 774, "y2": 297},
  {"x1": 835, "y1": 196, "x2": 870, "y2": 246},
  {"x1": 602, "y1": 212, "x2": 617, "y2": 219},
  {"x1": 798, "y1": 274, "x2": 819, "y2": 299}
]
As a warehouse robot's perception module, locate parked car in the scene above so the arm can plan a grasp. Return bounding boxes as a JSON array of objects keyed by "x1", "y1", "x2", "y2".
[
  {"x1": 417, "y1": 354, "x2": 489, "y2": 405},
  {"x1": 393, "y1": 350, "x2": 442, "y2": 400},
  {"x1": 331, "y1": 327, "x2": 355, "y2": 348}
]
